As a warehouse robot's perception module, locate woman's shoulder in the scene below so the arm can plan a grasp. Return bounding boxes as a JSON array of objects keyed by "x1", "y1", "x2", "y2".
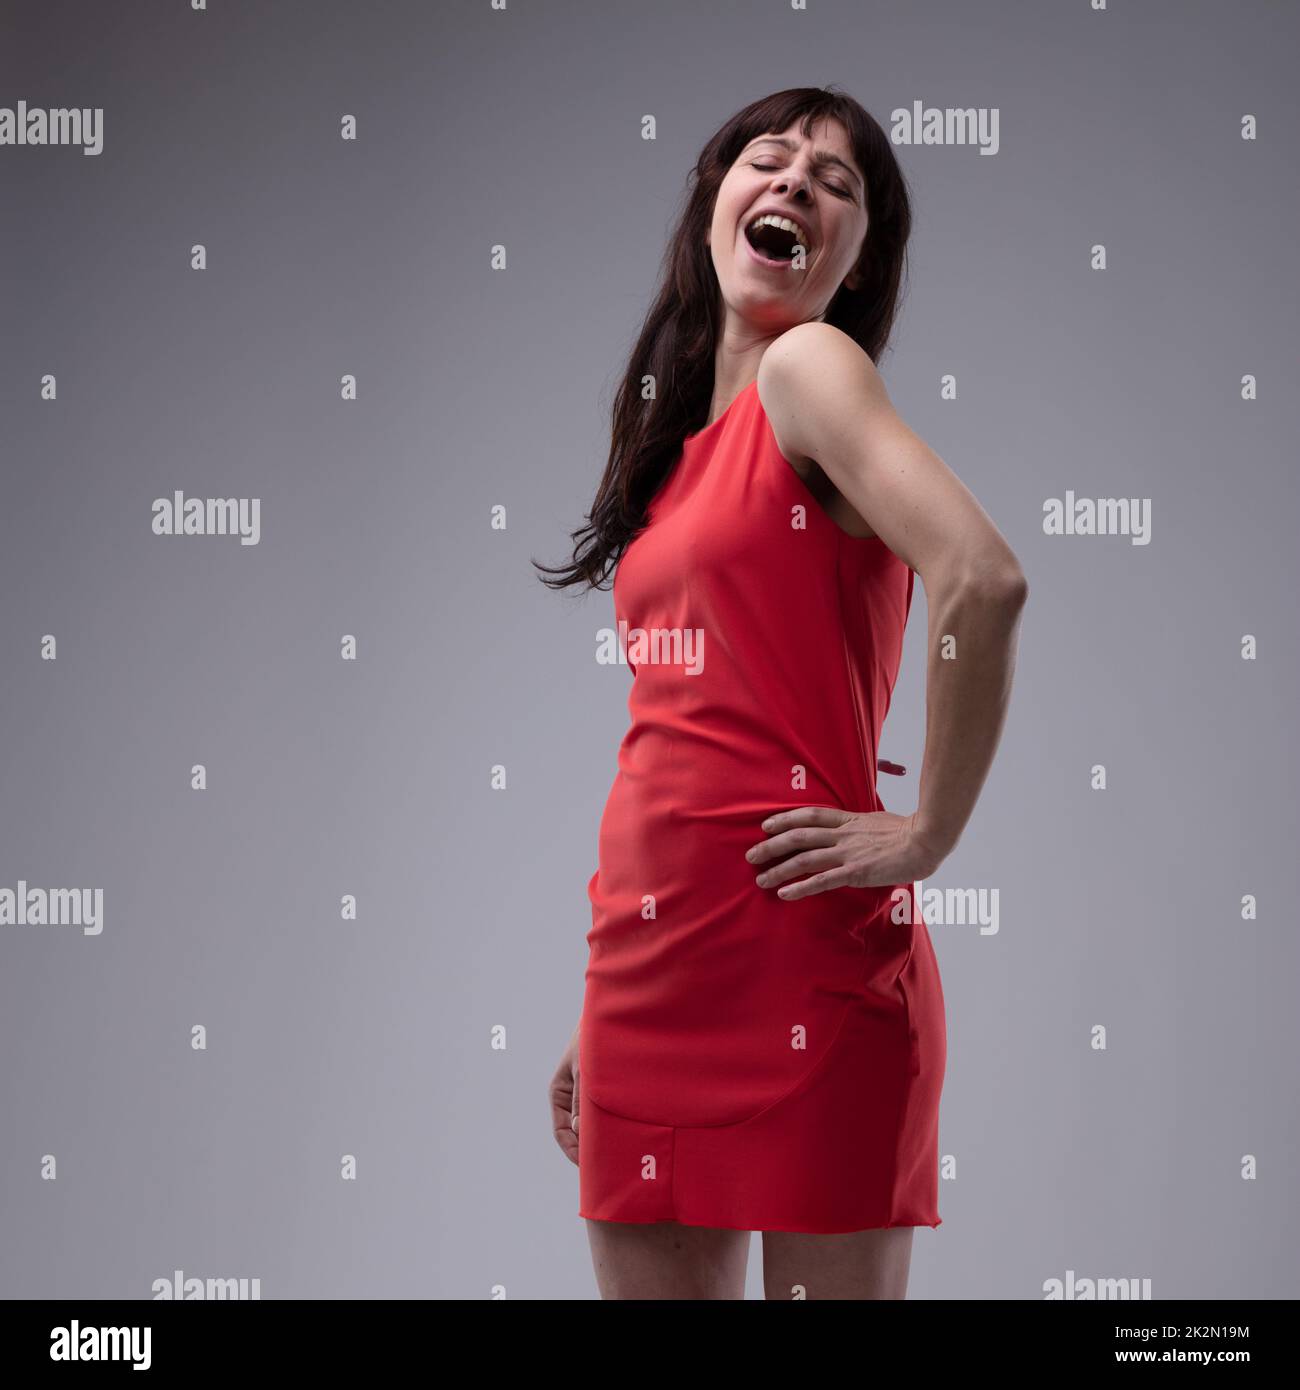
[{"x1": 755, "y1": 322, "x2": 887, "y2": 467}]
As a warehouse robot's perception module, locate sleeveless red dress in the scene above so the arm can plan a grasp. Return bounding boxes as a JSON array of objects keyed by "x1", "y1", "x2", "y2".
[{"x1": 579, "y1": 377, "x2": 946, "y2": 1233}]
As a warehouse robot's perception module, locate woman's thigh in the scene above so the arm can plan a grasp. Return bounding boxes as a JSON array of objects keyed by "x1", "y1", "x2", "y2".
[
  {"x1": 585, "y1": 1219, "x2": 751, "y2": 1300},
  {"x1": 762, "y1": 1226, "x2": 915, "y2": 1300}
]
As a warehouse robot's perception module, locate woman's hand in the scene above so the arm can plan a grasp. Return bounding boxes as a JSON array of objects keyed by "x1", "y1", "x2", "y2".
[
  {"x1": 745, "y1": 806, "x2": 948, "y2": 900},
  {"x1": 549, "y1": 1020, "x2": 581, "y2": 1166}
]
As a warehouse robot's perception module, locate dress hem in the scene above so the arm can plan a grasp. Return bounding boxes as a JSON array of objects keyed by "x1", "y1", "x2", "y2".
[{"x1": 578, "y1": 1207, "x2": 942, "y2": 1236}]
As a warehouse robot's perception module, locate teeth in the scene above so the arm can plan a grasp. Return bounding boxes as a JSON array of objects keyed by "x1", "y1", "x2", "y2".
[{"x1": 747, "y1": 213, "x2": 811, "y2": 249}]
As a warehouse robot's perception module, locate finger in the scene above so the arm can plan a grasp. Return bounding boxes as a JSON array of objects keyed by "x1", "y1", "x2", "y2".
[
  {"x1": 759, "y1": 806, "x2": 847, "y2": 835},
  {"x1": 755, "y1": 847, "x2": 842, "y2": 888},
  {"x1": 550, "y1": 1082, "x2": 576, "y2": 1147},
  {"x1": 572, "y1": 1065, "x2": 581, "y2": 1136},
  {"x1": 551, "y1": 1102, "x2": 579, "y2": 1164},
  {"x1": 549, "y1": 1086, "x2": 572, "y2": 1132},
  {"x1": 774, "y1": 865, "x2": 855, "y2": 901},
  {"x1": 553, "y1": 1122, "x2": 579, "y2": 1165},
  {"x1": 745, "y1": 825, "x2": 836, "y2": 866}
]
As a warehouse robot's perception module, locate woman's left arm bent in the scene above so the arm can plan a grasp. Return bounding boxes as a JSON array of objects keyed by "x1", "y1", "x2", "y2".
[{"x1": 746, "y1": 322, "x2": 1028, "y2": 898}]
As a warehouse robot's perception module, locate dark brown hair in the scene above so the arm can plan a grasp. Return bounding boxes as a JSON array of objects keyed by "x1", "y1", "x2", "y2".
[{"x1": 534, "y1": 85, "x2": 913, "y2": 593}]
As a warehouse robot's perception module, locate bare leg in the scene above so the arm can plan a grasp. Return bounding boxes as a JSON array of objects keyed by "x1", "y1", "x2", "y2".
[
  {"x1": 762, "y1": 1226, "x2": 915, "y2": 1300},
  {"x1": 585, "y1": 1219, "x2": 751, "y2": 1300}
]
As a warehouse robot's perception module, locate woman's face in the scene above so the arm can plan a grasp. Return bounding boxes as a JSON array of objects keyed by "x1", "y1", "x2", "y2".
[{"x1": 707, "y1": 116, "x2": 869, "y2": 334}]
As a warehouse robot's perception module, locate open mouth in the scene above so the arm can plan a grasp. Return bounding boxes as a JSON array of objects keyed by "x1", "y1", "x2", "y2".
[{"x1": 743, "y1": 213, "x2": 812, "y2": 266}]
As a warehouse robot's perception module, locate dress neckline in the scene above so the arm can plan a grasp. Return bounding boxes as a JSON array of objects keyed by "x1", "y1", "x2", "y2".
[{"x1": 683, "y1": 378, "x2": 759, "y2": 446}]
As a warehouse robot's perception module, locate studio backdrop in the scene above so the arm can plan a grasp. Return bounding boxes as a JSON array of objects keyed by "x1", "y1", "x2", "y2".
[{"x1": 1, "y1": 0, "x2": 1295, "y2": 1299}]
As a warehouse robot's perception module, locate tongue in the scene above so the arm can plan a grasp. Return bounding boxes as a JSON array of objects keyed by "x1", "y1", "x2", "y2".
[{"x1": 749, "y1": 223, "x2": 796, "y2": 259}]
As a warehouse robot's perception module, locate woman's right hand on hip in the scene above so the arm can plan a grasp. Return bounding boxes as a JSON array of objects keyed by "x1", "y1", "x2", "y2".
[{"x1": 549, "y1": 1020, "x2": 581, "y2": 1165}]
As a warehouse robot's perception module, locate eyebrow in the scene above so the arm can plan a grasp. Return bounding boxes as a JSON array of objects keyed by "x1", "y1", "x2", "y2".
[{"x1": 745, "y1": 135, "x2": 863, "y2": 191}]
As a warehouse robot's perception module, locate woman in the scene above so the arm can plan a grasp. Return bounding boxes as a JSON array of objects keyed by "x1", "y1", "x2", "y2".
[{"x1": 538, "y1": 86, "x2": 1027, "y2": 1300}]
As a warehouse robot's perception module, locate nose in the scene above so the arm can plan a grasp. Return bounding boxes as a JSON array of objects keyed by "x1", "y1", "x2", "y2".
[{"x1": 767, "y1": 163, "x2": 814, "y2": 203}]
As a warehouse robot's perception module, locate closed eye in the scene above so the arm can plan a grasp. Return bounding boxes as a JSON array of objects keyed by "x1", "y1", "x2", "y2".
[{"x1": 750, "y1": 161, "x2": 854, "y2": 200}]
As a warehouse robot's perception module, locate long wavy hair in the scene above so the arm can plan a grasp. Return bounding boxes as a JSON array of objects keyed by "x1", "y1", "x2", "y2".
[{"x1": 534, "y1": 85, "x2": 913, "y2": 594}]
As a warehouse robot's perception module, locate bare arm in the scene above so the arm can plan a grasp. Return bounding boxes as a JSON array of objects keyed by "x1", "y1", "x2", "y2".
[
  {"x1": 755, "y1": 322, "x2": 1027, "y2": 877},
  {"x1": 907, "y1": 530, "x2": 1026, "y2": 863}
]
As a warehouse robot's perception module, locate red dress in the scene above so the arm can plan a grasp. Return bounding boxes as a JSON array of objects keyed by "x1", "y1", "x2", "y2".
[{"x1": 579, "y1": 377, "x2": 946, "y2": 1234}]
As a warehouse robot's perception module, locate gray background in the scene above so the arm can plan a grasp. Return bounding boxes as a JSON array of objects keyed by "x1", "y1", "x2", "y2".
[{"x1": 1, "y1": 0, "x2": 1296, "y2": 1300}]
